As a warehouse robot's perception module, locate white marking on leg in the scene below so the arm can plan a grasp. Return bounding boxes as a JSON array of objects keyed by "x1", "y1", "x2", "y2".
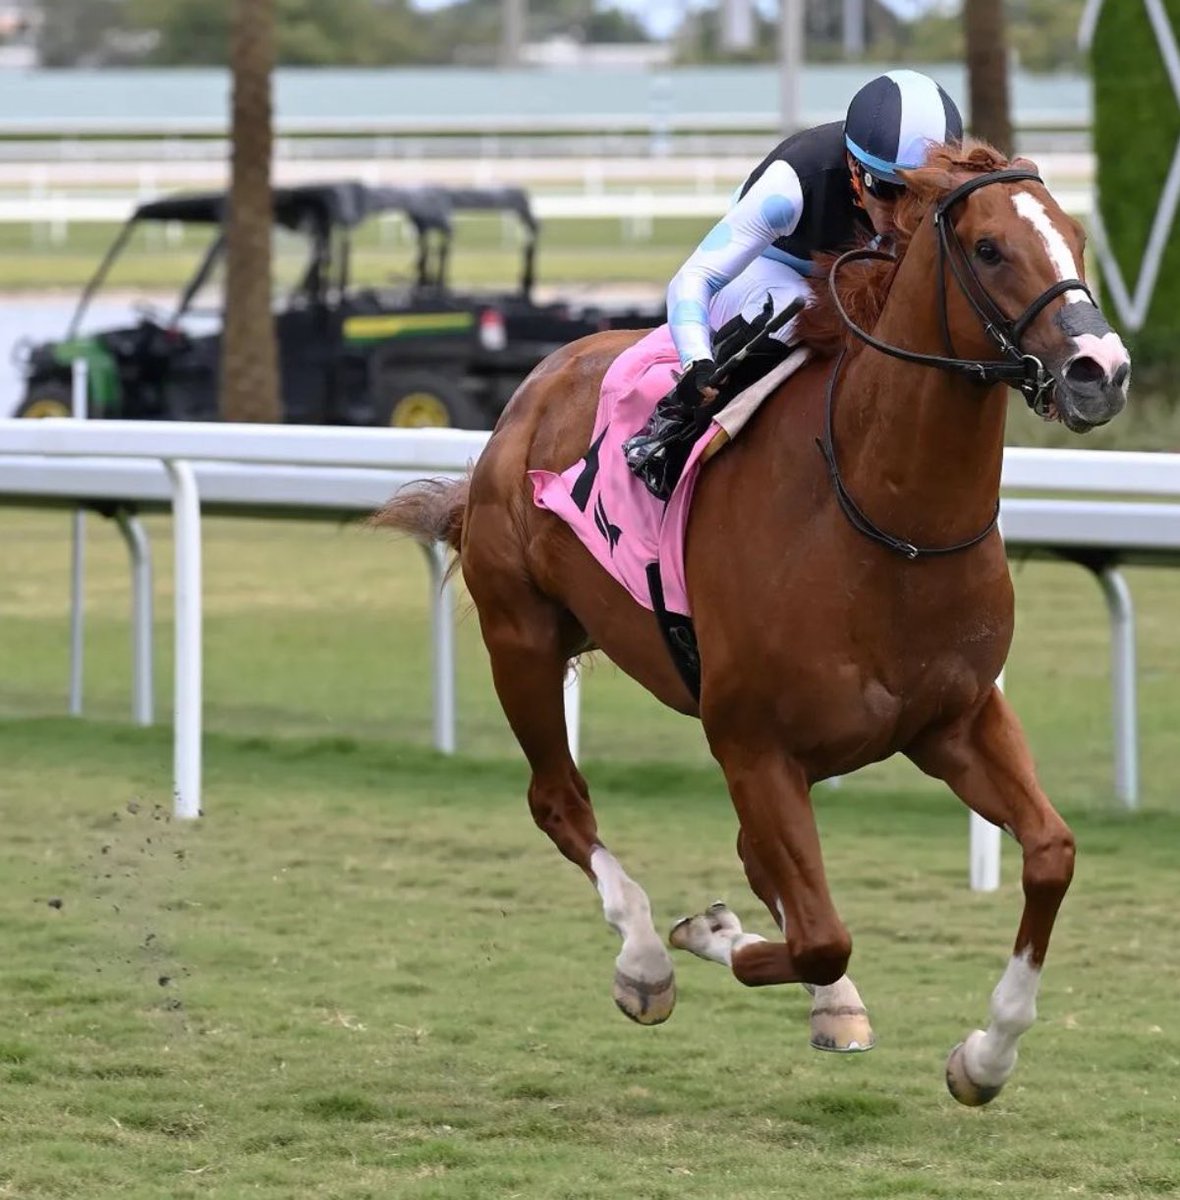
[
  {"x1": 699, "y1": 928, "x2": 766, "y2": 966},
  {"x1": 810, "y1": 975, "x2": 867, "y2": 1012},
  {"x1": 670, "y1": 906, "x2": 765, "y2": 966},
  {"x1": 963, "y1": 948, "x2": 1042, "y2": 1087},
  {"x1": 591, "y1": 846, "x2": 654, "y2": 940},
  {"x1": 590, "y1": 846, "x2": 668, "y2": 982}
]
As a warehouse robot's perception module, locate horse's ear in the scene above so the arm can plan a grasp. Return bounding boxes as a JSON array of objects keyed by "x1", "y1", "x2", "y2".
[
  {"x1": 1012, "y1": 155, "x2": 1040, "y2": 175},
  {"x1": 901, "y1": 165, "x2": 955, "y2": 200}
]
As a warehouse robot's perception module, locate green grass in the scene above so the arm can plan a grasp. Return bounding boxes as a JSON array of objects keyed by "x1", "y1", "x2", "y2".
[
  {"x1": 1, "y1": 511, "x2": 1180, "y2": 1197},
  {"x1": 1, "y1": 722, "x2": 1179, "y2": 1199},
  {"x1": 2, "y1": 509, "x2": 1179, "y2": 803}
]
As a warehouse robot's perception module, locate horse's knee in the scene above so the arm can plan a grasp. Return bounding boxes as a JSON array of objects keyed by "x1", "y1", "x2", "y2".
[
  {"x1": 791, "y1": 927, "x2": 852, "y2": 988},
  {"x1": 1022, "y1": 822, "x2": 1075, "y2": 899}
]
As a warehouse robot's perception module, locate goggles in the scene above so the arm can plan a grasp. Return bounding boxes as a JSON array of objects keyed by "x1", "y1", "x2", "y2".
[{"x1": 856, "y1": 163, "x2": 906, "y2": 202}]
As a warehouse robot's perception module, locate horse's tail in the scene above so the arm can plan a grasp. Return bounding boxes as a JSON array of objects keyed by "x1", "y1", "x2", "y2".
[{"x1": 370, "y1": 475, "x2": 470, "y2": 568}]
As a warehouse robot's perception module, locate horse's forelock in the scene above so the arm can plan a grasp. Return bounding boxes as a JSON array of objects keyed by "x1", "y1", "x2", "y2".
[{"x1": 797, "y1": 139, "x2": 1012, "y2": 358}]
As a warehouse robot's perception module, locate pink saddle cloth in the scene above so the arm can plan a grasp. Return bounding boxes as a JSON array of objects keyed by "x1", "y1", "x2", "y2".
[{"x1": 528, "y1": 325, "x2": 716, "y2": 618}]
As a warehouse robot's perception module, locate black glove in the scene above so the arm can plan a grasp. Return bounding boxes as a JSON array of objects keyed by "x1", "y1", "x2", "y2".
[{"x1": 681, "y1": 358, "x2": 717, "y2": 400}]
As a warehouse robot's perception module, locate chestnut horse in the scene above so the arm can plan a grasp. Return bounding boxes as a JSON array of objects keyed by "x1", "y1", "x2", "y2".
[{"x1": 378, "y1": 144, "x2": 1130, "y2": 1104}]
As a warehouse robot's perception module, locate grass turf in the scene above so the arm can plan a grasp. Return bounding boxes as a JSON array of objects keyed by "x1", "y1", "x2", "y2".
[
  {"x1": 1, "y1": 511, "x2": 1179, "y2": 1196},
  {"x1": 0, "y1": 720, "x2": 1177, "y2": 1199}
]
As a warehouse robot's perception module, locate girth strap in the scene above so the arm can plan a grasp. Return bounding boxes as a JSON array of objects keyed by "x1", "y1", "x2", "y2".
[{"x1": 646, "y1": 562, "x2": 701, "y2": 700}]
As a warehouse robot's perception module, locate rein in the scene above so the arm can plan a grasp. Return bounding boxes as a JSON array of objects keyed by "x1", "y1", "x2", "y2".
[{"x1": 818, "y1": 167, "x2": 1093, "y2": 561}]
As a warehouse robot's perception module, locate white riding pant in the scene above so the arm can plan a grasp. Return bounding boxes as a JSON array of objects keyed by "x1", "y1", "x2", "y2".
[{"x1": 708, "y1": 255, "x2": 811, "y2": 348}]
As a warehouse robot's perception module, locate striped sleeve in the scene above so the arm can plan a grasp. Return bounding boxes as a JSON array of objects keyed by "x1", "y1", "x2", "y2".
[{"x1": 666, "y1": 158, "x2": 805, "y2": 368}]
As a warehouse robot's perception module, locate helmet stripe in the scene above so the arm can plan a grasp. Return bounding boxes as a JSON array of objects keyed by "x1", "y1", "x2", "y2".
[
  {"x1": 940, "y1": 87, "x2": 964, "y2": 143},
  {"x1": 887, "y1": 69, "x2": 951, "y2": 170},
  {"x1": 844, "y1": 134, "x2": 907, "y2": 183}
]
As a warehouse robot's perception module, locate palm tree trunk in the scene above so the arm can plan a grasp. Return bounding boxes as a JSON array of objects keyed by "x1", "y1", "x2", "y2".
[
  {"x1": 220, "y1": 0, "x2": 280, "y2": 422},
  {"x1": 964, "y1": 0, "x2": 1013, "y2": 156}
]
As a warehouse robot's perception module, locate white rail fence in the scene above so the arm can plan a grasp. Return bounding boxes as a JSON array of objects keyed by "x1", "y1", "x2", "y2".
[
  {"x1": 2, "y1": 415, "x2": 1179, "y2": 893},
  {"x1": 0, "y1": 183, "x2": 1096, "y2": 247}
]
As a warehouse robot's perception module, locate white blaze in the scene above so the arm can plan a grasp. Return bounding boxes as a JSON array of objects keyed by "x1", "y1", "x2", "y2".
[
  {"x1": 1012, "y1": 189, "x2": 1130, "y2": 379},
  {"x1": 1011, "y1": 191, "x2": 1086, "y2": 303}
]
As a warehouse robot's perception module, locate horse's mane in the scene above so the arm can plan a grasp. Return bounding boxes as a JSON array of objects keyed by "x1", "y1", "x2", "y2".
[{"x1": 795, "y1": 140, "x2": 1016, "y2": 357}]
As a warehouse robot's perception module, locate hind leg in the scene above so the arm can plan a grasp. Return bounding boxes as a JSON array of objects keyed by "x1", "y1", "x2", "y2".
[
  {"x1": 466, "y1": 558, "x2": 675, "y2": 1025},
  {"x1": 671, "y1": 831, "x2": 874, "y2": 1052}
]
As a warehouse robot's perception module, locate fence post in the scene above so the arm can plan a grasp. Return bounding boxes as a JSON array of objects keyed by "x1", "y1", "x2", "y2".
[
  {"x1": 164, "y1": 459, "x2": 202, "y2": 820},
  {"x1": 68, "y1": 357, "x2": 89, "y2": 716}
]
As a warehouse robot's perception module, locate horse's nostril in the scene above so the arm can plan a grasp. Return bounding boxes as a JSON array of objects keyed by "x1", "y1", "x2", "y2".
[
  {"x1": 1065, "y1": 356, "x2": 1104, "y2": 387},
  {"x1": 1112, "y1": 362, "x2": 1130, "y2": 390}
]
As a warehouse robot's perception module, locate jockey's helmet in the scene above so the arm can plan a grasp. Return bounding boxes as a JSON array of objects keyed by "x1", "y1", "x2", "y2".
[{"x1": 844, "y1": 70, "x2": 964, "y2": 195}]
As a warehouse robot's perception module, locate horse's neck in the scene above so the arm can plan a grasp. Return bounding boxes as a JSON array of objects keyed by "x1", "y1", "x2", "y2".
[{"x1": 835, "y1": 228, "x2": 1007, "y2": 545}]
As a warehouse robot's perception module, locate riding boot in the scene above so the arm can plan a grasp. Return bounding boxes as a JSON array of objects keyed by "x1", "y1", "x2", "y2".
[
  {"x1": 622, "y1": 365, "x2": 716, "y2": 501},
  {"x1": 623, "y1": 313, "x2": 763, "y2": 501}
]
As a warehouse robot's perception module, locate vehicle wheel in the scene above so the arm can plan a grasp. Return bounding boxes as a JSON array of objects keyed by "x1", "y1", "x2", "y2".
[
  {"x1": 377, "y1": 374, "x2": 490, "y2": 430},
  {"x1": 15, "y1": 381, "x2": 76, "y2": 419}
]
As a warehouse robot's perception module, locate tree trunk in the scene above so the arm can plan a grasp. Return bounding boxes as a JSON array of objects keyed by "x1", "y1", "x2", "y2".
[
  {"x1": 500, "y1": 0, "x2": 525, "y2": 67},
  {"x1": 221, "y1": 0, "x2": 279, "y2": 422},
  {"x1": 964, "y1": 0, "x2": 1013, "y2": 155}
]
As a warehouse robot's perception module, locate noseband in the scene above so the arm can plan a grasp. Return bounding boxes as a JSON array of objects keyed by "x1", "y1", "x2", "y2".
[{"x1": 818, "y1": 168, "x2": 1094, "y2": 560}]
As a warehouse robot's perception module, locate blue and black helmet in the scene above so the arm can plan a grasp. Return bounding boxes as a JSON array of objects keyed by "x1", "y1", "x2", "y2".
[{"x1": 844, "y1": 70, "x2": 963, "y2": 190}]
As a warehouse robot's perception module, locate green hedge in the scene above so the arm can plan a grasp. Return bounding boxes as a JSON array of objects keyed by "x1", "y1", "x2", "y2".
[{"x1": 1092, "y1": 0, "x2": 1180, "y2": 369}]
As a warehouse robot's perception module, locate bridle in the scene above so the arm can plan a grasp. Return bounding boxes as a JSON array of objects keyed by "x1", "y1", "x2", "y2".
[{"x1": 818, "y1": 168, "x2": 1094, "y2": 560}]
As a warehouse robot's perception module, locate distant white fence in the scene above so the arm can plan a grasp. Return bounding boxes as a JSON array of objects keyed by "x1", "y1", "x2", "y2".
[
  {"x1": 0, "y1": 149, "x2": 1097, "y2": 243},
  {"x1": 0, "y1": 186, "x2": 1096, "y2": 250}
]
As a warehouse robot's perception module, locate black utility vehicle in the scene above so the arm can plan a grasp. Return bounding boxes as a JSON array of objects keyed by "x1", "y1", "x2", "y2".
[{"x1": 17, "y1": 181, "x2": 661, "y2": 428}]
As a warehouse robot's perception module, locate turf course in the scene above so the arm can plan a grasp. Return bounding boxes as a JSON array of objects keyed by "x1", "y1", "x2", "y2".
[{"x1": 1, "y1": 512, "x2": 1179, "y2": 1198}]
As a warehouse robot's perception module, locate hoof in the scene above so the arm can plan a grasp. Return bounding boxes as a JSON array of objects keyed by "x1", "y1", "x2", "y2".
[
  {"x1": 704, "y1": 901, "x2": 742, "y2": 934},
  {"x1": 612, "y1": 967, "x2": 676, "y2": 1026},
  {"x1": 669, "y1": 902, "x2": 742, "y2": 955},
  {"x1": 810, "y1": 1005, "x2": 876, "y2": 1053},
  {"x1": 945, "y1": 1037, "x2": 1004, "y2": 1107},
  {"x1": 668, "y1": 914, "x2": 703, "y2": 952}
]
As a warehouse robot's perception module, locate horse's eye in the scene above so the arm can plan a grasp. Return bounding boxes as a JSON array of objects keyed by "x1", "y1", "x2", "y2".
[{"x1": 975, "y1": 239, "x2": 1002, "y2": 265}]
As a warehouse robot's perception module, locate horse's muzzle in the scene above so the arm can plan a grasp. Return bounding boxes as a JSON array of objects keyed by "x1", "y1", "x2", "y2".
[{"x1": 1053, "y1": 353, "x2": 1130, "y2": 432}]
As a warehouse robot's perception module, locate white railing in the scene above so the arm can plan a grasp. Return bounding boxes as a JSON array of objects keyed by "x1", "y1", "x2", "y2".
[
  {"x1": 0, "y1": 185, "x2": 1096, "y2": 244},
  {"x1": 0, "y1": 150, "x2": 1099, "y2": 196},
  {"x1": 3, "y1": 413, "x2": 1179, "y2": 894},
  {"x1": 0, "y1": 417, "x2": 491, "y2": 821}
]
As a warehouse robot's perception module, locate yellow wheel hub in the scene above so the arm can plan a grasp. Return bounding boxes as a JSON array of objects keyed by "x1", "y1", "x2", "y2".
[
  {"x1": 389, "y1": 391, "x2": 450, "y2": 428},
  {"x1": 22, "y1": 397, "x2": 71, "y2": 419}
]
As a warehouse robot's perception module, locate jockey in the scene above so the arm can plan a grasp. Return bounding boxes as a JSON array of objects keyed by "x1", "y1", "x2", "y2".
[{"x1": 625, "y1": 69, "x2": 964, "y2": 497}]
